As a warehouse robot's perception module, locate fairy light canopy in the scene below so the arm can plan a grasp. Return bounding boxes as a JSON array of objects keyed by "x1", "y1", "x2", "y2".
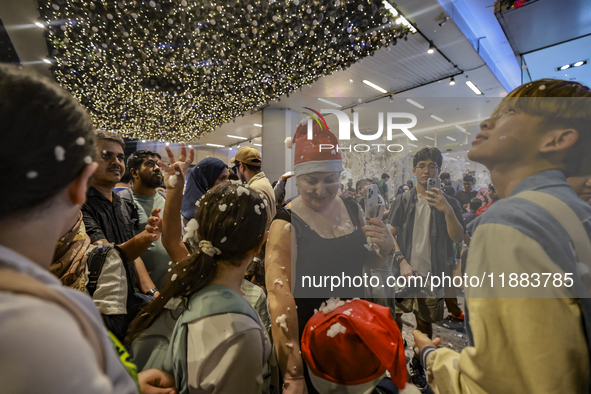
[{"x1": 38, "y1": 0, "x2": 413, "y2": 142}]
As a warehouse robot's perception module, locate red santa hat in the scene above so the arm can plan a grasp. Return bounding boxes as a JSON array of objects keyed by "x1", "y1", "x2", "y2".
[
  {"x1": 301, "y1": 299, "x2": 408, "y2": 394},
  {"x1": 285, "y1": 116, "x2": 344, "y2": 177}
]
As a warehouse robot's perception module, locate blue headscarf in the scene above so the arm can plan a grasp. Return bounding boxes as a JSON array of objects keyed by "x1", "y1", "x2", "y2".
[{"x1": 181, "y1": 157, "x2": 227, "y2": 220}]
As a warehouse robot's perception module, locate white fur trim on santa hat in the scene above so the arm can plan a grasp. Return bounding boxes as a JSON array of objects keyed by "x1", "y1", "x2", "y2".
[
  {"x1": 307, "y1": 368, "x2": 418, "y2": 394},
  {"x1": 285, "y1": 137, "x2": 293, "y2": 149},
  {"x1": 294, "y1": 159, "x2": 343, "y2": 177},
  {"x1": 307, "y1": 367, "x2": 385, "y2": 394}
]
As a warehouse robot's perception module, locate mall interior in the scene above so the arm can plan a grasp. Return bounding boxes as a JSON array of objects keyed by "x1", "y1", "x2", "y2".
[
  {"x1": 2, "y1": 1, "x2": 591, "y2": 393},
  {"x1": 2, "y1": 0, "x2": 590, "y2": 194}
]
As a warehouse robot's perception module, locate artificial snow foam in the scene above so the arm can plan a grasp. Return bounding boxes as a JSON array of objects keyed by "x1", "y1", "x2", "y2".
[
  {"x1": 276, "y1": 314, "x2": 288, "y2": 332},
  {"x1": 326, "y1": 322, "x2": 346, "y2": 338}
]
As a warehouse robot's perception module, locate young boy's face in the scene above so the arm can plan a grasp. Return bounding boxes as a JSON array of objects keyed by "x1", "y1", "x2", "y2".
[
  {"x1": 413, "y1": 159, "x2": 440, "y2": 187},
  {"x1": 468, "y1": 104, "x2": 544, "y2": 170}
]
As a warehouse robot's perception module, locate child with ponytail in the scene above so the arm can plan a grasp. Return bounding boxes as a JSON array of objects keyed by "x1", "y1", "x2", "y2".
[{"x1": 127, "y1": 144, "x2": 271, "y2": 394}]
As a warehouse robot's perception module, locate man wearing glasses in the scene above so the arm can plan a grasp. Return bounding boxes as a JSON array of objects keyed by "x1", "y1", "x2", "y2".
[{"x1": 387, "y1": 147, "x2": 465, "y2": 391}]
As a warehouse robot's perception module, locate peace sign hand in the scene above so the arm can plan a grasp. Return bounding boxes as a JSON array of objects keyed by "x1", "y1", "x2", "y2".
[{"x1": 158, "y1": 143, "x2": 195, "y2": 190}]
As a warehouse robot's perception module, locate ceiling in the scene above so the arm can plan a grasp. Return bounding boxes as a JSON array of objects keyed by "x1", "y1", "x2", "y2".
[
  {"x1": 523, "y1": 35, "x2": 591, "y2": 87},
  {"x1": 496, "y1": 0, "x2": 591, "y2": 87},
  {"x1": 193, "y1": 0, "x2": 509, "y2": 148},
  {"x1": 495, "y1": 0, "x2": 591, "y2": 56},
  {"x1": 0, "y1": 0, "x2": 508, "y2": 149}
]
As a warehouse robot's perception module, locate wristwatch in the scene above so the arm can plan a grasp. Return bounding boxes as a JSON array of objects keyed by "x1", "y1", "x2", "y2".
[
  {"x1": 145, "y1": 288, "x2": 158, "y2": 296},
  {"x1": 394, "y1": 252, "x2": 405, "y2": 264}
]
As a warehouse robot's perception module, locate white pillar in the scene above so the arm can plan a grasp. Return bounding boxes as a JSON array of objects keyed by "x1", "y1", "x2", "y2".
[{"x1": 262, "y1": 108, "x2": 300, "y2": 200}]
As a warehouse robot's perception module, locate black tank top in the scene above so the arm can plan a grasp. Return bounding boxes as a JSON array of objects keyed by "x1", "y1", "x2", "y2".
[
  {"x1": 274, "y1": 196, "x2": 369, "y2": 330},
  {"x1": 274, "y1": 197, "x2": 370, "y2": 393}
]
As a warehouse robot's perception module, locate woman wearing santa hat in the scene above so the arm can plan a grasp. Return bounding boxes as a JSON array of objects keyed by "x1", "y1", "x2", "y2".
[{"x1": 265, "y1": 117, "x2": 394, "y2": 394}]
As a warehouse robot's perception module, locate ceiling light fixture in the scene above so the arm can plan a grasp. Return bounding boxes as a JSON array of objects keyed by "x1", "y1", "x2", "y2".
[
  {"x1": 43, "y1": 58, "x2": 52, "y2": 64},
  {"x1": 427, "y1": 42, "x2": 435, "y2": 54},
  {"x1": 165, "y1": 142, "x2": 170, "y2": 146},
  {"x1": 253, "y1": 143, "x2": 262, "y2": 146},
  {"x1": 362, "y1": 80, "x2": 388, "y2": 94},
  {"x1": 424, "y1": 136, "x2": 435, "y2": 141},
  {"x1": 465, "y1": 81, "x2": 483, "y2": 95},
  {"x1": 430, "y1": 114, "x2": 444, "y2": 122},
  {"x1": 227, "y1": 135, "x2": 248, "y2": 140},
  {"x1": 555, "y1": 60, "x2": 587, "y2": 71},
  {"x1": 35, "y1": 22, "x2": 44, "y2": 28},
  {"x1": 188, "y1": 144, "x2": 192, "y2": 148},
  {"x1": 141, "y1": 139, "x2": 146, "y2": 143},
  {"x1": 389, "y1": 95, "x2": 394, "y2": 102},
  {"x1": 408, "y1": 143, "x2": 418, "y2": 147},
  {"x1": 449, "y1": 77, "x2": 455, "y2": 86},
  {"x1": 383, "y1": 1, "x2": 399, "y2": 17},
  {"x1": 405, "y1": 99, "x2": 425, "y2": 109},
  {"x1": 253, "y1": 124, "x2": 263, "y2": 127},
  {"x1": 455, "y1": 125, "x2": 466, "y2": 132},
  {"x1": 206, "y1": 143, "x2": 225, "y2": 148},
  {"x1": 317, "y1": 98, "x2": 342, "y2": 108},
  {"x1": 446, "y1": 136, "x2": 456, "y2": 141}
]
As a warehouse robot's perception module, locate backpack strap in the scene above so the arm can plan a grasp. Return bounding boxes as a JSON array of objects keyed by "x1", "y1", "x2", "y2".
[
  {"x1": 86, "y1": 245, "x2": 113, "y2": 297},
  {"x1": 117, "y1": 187, "x2": 133, "y2": 203},
  {"x1": 0, "y1": 268, "x2": 107, "y2": 374},
  {"x1": 512, "y1": 191, "x2": 591, "y2": 268}
]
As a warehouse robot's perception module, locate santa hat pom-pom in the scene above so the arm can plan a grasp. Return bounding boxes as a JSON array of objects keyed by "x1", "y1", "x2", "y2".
[{"x1": 285, "y1": 137, "x2": 293, "y2": 149}]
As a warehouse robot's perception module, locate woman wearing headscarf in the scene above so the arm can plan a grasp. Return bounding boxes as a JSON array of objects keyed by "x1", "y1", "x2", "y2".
[
  {"x1": 265, "y1": 119, "x2": 394, "y2": 394},
  {"x1": 181, "y1": 157, "x2": 229, "y2": 224}
]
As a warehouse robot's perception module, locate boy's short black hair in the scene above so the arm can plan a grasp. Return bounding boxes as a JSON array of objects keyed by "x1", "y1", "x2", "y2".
[
  {"x1": 413, "y1": 147, "x2": 443, "y2": 168},
  {"x1": 0, "y1": 64, "x2": 96, "y2": 219},
  {"x1": 381, "y1": 173, "x2": 390, "y2": 179},
  {"x1": 95, "y1": 129, "x2": 125, "y2": 151},
  {"x1": 120, "y1": 170, "x2": 133, "y2": 184},
  {"x1": 356, "y1": 178, "x2": 372, "y2": 191},
  {"x1": 127, "y1": 149, "x2": 161, "y2": 171},
  {"x1": 469, "y1": 198, "x2": 483, "y2": 211},
  {"x1": 463, "y1": 175, "x2": 476, "y2": 184},
  {"x1": 440, "y1": 172, "x2": 451, "y2": 180}
]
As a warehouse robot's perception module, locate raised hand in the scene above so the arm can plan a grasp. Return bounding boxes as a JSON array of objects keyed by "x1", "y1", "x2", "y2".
[
  {"x1": 158, "y1": 142, "x2": 195, "y2": 190},
  {"x1": 145, "y1": 207, "x2": 163, "y2": 240},
  {"x1": 425, "y1": 187, "x2": 453, "y2": 214}
]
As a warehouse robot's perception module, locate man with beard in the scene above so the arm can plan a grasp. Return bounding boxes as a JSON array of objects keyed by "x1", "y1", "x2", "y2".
[
  {"x1": 231, "y1": 147, "x2": 276, "y2": 225},
  {"x1": 82, "y1": 131, "x2": 160, "y2": 339},
  {"x1": 119, "y1": 149, "x2": 169, "y2": 287}
]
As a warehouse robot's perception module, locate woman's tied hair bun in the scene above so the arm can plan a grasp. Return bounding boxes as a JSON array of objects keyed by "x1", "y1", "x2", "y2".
[{"x1": 194, "y1": 182, "x2": 268, "y2": 265}]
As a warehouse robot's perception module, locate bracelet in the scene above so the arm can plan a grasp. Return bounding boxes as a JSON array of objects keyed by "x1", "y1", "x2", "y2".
[{"x1": 145, "y1": 288, "x2": 158, "y2": 296}]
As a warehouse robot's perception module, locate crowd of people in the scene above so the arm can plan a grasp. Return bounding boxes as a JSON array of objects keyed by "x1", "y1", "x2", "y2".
[{"x1": 1, "y1": 63, "x2": 591, "y2": 394}]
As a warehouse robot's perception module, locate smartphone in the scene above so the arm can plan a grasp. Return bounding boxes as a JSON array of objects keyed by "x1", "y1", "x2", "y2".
[
  {"x1": 427, "y1": 178, "x2": 441, "y2": 192},
  {"x1": 365, "y1": 184, "x2": 379, "y2": 218}
]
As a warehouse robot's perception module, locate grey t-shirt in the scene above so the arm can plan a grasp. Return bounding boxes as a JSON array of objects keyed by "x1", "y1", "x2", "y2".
[
  {"x1": 410, "y1": 197, "x2": 432, "y2": 276},
  {"x1": 131, "y1": 192, "x2": 170, "y2": 287}
]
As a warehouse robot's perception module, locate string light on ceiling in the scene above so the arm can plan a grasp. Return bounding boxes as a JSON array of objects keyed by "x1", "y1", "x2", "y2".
[{"x1": 38, "y1": 0, "x2": 413, "y2": 142}]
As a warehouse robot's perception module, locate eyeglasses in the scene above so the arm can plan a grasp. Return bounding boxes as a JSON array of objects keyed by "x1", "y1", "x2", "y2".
[{"x1": 414, "y1": 164, "x2": 439, "y2": 171}]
